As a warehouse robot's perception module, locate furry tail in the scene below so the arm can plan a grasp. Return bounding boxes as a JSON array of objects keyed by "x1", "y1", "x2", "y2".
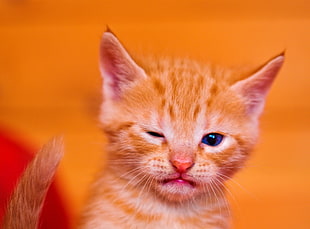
[{"x1": 2, "y1": 137, "x2": 64, "y2": 229}]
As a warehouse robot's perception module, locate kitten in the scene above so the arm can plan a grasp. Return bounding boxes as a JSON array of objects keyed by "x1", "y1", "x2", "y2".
[
  {"x1": 2, "y1": 31, "x2": 284, "y2": 229},
  {"x1": 78, "y1": 32, "x2": 284, "y2": 228}
]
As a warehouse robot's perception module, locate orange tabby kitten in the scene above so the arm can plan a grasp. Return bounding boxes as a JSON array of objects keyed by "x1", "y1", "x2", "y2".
[
  {"x1": 78, "y1": 32, "x2": 284, "y2": 228},
  {"x1": 2, "y1": 31, "x2": 284, "y2": 229}
]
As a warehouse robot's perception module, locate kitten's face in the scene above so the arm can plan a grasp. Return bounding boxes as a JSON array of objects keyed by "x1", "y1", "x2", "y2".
[
  {"x1": 102, "y1": 62, "x2": 256, "y2": 202},
  {"x1": 99, "y1": 32, "x2": 284, "y2": 203}
]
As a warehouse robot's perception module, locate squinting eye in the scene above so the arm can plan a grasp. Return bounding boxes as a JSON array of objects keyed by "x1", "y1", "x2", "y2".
[
  {"x1": 146, "y1": 131, "x2": 164, "y2": 138},
  {"x1": 201, "y1": 133, "x2": 223, "y2": 146}
]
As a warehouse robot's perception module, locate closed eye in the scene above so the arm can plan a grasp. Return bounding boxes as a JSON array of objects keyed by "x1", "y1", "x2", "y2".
[{"x1": 146, "y1": 131, "x2": 165, "y2": 138}]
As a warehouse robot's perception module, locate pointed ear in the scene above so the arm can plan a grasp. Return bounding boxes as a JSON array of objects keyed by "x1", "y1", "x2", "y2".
[
  {"x1": 99, "y1": 32, "x2": 146, "y2": 100},
  {"x1": 231, "y1": 53, "x2": 285, "y2": 116}
]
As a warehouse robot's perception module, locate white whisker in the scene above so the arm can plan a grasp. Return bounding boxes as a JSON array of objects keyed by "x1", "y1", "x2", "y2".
[{"x1": 217, "y1": 173, "x2": 255, "y2": 199}]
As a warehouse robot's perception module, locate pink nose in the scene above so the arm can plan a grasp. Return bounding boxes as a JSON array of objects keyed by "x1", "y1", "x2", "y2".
[{"x1": 170, "y1": 158, "x2": 194, "y2": 173}]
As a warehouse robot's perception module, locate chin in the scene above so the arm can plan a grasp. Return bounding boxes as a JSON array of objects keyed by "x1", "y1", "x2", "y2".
[{"x1": 155, "y1": 178, "x2": 200, "y2": 203}]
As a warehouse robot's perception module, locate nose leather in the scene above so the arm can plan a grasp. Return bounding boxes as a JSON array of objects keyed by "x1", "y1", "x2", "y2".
[{"x1": 170, "y1": 158, "x2": 194, "y2": 173}]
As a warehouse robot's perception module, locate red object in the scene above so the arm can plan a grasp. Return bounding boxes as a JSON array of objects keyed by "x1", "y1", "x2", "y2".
[{"x1": 0, "y1": 128, "x2": 70, "y2": 229}]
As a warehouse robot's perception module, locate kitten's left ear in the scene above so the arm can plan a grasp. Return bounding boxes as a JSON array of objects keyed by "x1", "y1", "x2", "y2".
[
  {"x1": 99, "y1": 31, "x2": 147, "y2": 100},
  {"x1": 231, "y1": 53, "x2": 285, "y2": 116}
]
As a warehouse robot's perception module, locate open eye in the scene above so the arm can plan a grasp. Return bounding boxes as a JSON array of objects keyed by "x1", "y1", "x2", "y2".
[
  {"x1": 146, "y1": 131, "x2": 165, "y2": 138},
  {"x1": 202, "y1": 133, "x2": 223, "y2": 146}
]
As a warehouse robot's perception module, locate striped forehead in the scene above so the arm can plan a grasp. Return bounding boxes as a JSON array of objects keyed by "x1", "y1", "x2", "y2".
[{"x1": 147, "y1": 64, "x2": 219, "y2": 137}]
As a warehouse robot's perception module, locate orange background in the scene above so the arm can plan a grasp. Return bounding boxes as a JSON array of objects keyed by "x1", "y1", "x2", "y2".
[{"x1": 0, "y1": 0, "x2": 309, "y2": 228}]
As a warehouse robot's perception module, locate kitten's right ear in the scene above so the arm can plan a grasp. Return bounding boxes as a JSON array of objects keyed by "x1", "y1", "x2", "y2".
[{"x1": 99, "y1": 32, "x2": 146, "y2": 100}]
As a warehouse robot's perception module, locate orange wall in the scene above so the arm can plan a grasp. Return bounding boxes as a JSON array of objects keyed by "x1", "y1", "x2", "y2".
[{"x1": 0, "y1": 1, "x2": 309, "y2": 228}]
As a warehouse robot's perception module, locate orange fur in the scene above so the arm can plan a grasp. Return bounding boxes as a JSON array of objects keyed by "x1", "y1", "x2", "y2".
[
  {"x1": 78, "y1": 32, "x2": 284, "y2": 229},
  {"x1": 2, "y1": 137, "x2": 64, "y2": 229}
]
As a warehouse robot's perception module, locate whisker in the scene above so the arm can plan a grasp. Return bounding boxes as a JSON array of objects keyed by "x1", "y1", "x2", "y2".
[
  {"x1": 119, "y1": 167, "x2": 143, "y2": 179},
  {"x1": 213, "y1": 179, "x2": 232, "y2": 218},
  {"x1": 119, "y1": 170, "x2": 146, "y2": 193},
  {"x1": 216, "y1": 173, "x2": 255, "y2": 199},
  {"x1": 210, "y1": 179, "x2": 231, "y2": 220},
  {"x1": 136, "y1": 174, "x2": 153, "y2": 208},
  {"x1": 208, "y1": 179, "x2": 223, "y2": 217},
  {"x1": 215, "y1": 177, "x2": 238, "y2": 208},
  {"x1": 202, "y1": 182, "x2": 217, "y2": 211}
]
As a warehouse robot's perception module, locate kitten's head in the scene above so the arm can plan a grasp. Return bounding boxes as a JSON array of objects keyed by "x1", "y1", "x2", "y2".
[{"x1": 99, "y1": 31, "x2": 284, "y2": 203}]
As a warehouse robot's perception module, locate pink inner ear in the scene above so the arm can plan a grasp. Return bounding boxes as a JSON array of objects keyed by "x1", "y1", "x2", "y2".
[
  {"x1": 248, "y1": 65, "x2": 281, "y2": 97},
  {"x1": 100, "y1": 44, "x2": 125, "y2": 97},
  {"x1": 232, "y1": 54, "x2": 284, "y2": 115},
  {"x1": 99, "y1": 32, "x2": 146, "y2": 100}
]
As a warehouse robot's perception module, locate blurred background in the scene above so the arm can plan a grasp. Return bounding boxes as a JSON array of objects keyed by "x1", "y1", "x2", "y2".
[{"x1": 0, "y1": 0, "x2": 309, "y2": 228}]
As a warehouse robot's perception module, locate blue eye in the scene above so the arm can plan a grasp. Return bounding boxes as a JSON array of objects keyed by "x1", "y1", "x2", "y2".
[{"x1": 201, "y1": 133, "x2": 223, "y2": 146}]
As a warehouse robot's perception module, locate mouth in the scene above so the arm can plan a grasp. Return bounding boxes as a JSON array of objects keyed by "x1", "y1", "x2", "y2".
[
  {"x1": 156, "y1": 175, "x2": 198, "y2": 202},
  {"x1": 162, "y1": 177, "x2": 196, "y2": 187}
]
